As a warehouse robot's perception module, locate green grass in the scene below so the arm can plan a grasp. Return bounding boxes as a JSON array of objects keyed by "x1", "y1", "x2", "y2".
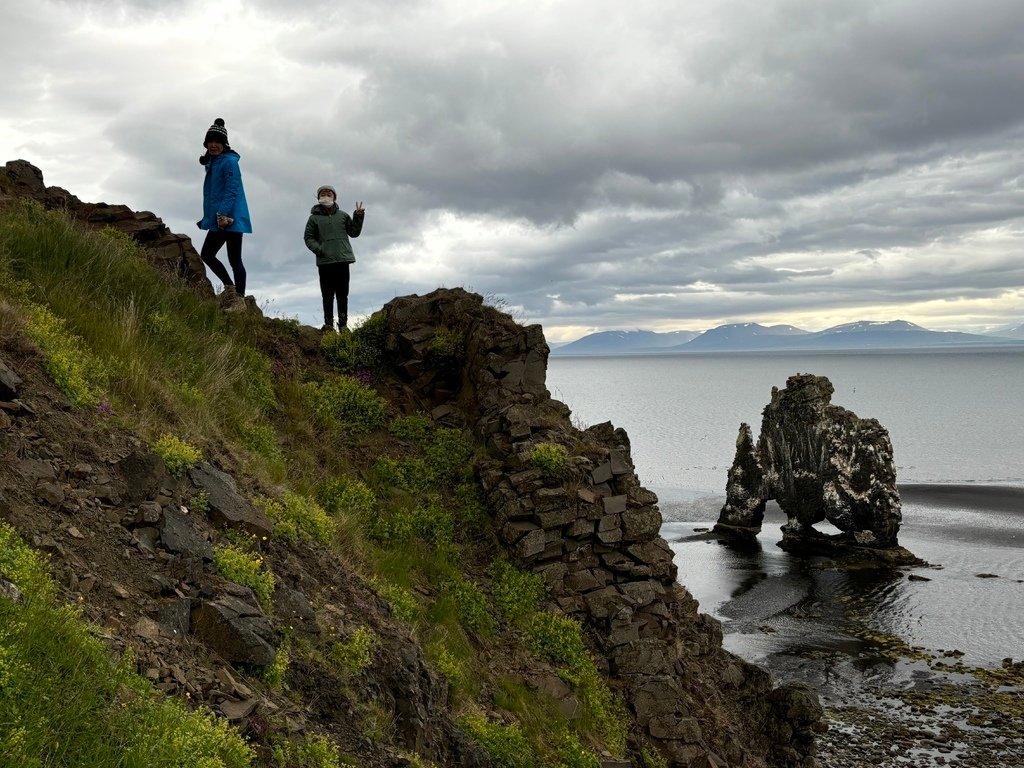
[
  {"x1": 424, "y1": 326, "x2": 465, "y2": 370},
  {"x1": 318, "y1": 313, "x2": 386, "y2": 373},
  {"x1": 438, "y1": 577, "x2": 494, "y2": 637},
  {"x1": 459, "y1": 713, "x2": 534, "y2": 768},
  {"x1": 212, "y1": 541, "x2": 276, "y2": 612},
  {"x1": 303, "y1": 376, "x2": 388, "y2": 434},
  {"x1": 524, "y1": 614, "x2": 628, "y2": 756},
  {"x1": 0, "y1": 521, "x2": 254, "y2": 768},
  {"x1": 527, "y1": 442, "x2": 569, "y2": 479},
  {"x1": 491, "y1": 560, "x2": 546, "y2": 626},
  {"x1": 153, "y1": 433, "x2": 203, "y2": 476},
  {"x1": 388, "y1": 413, "x2": 433, "y2": 444},
  {"x1": 263, "y1": 634, "x2": 291, "y2": 690},
  {"x1": 24, "y1": 303, "x2": 107, "y2": 408},
  {"x1": 0, "y1": 202, "x2": 634, "y2": 767},
  {"x1": 552, "y1": 731, "x2": 602, "y2": 768},
  {"x1": 269, "y1": 733, "x2": 350, "y2": 768},
  {"x1": 370, "y1": 577, "x2": 421, "y2": 624},
  {"x1": 257, "y1": 492, "x2": 335, "y2": 545},
  {"x1": 330, "y1": 626, "x2": 377, "y2": 677},
  {"x1": 0, "y1": 199, "x2": 276, "y2": 454}
]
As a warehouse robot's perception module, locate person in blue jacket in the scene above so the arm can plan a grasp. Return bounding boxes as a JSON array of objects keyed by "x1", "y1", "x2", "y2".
[{"x1": 197, "y1": 117, "x2": 252, "y2": 309}]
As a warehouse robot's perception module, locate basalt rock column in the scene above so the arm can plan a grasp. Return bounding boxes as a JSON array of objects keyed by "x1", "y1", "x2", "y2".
[
  {"x1": 715, "y1": 423, "x2": 766, "y2": 538},
  {"x1": 380, "y1": 288, "x2": 822, "y2": 768}
]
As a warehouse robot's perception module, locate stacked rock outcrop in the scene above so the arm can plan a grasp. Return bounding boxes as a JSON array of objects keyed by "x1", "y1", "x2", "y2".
[
  {"x1": 0, "y1": 160, "x2": 213, "y2": 295},
  {"x1": 714, "y1": 374, "x2": 917, "y2": 563},
  {"x1": 381, "y1": 288, "x2": 821, "y2": 768}
]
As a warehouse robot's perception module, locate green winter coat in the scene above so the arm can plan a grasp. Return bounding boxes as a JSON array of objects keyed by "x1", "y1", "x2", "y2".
[{"x1": 304, "y1": 204, "x2": 364, "y2": 266}]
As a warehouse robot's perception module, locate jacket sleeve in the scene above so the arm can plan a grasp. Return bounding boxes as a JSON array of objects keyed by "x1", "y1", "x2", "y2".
[
  {"x1": 218, "y1": 156, "x2": 242, "y2": 217},
  {"x1": 346, "y1": 211, "x2": 364, "y2": 238},
  {"x1": 304, "y1": 216, "x2": 320, "y2": 254}
]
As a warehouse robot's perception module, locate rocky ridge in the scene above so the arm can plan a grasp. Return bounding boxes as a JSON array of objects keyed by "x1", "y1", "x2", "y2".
[
  {"x1": 0, "y1": 342, "x2": 486, "y2": 767},
  {"x1": 380, "y1": 289, "x2": 823, "y2": 766},
  {"x1": 0, "y1": 159, "x2": 213, "y2": 296}
]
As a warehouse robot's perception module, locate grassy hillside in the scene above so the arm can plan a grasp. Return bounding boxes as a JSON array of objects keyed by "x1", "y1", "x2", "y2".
[{"x1": 0, "y1": 200, "x2": 635, "y2": 767}]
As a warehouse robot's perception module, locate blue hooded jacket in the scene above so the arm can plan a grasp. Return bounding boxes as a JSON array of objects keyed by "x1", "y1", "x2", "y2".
[{"x1": 199, "y1": 150, "x2": 252, "y2": 233}]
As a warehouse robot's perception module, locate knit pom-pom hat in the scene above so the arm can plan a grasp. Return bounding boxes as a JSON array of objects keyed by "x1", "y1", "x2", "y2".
[{"x1": 204, "y1": 118, "x2": 229, "y2": 148}]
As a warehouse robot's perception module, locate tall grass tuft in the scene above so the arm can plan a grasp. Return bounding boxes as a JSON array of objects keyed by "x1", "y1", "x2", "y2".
[{"x1": 0, "y1": 201, "x2": 275, "y2": 448}]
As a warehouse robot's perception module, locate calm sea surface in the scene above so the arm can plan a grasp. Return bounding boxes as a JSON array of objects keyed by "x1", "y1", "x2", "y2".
[
  {"x1": 547, "y1": 350, "x2": 1024, "y2": 673},
  {"x1": 547, "y1": 349, "x2": 1024, "y2": 500}
]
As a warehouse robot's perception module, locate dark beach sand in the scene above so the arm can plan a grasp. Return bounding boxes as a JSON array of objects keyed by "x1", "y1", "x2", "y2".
[{"x1": 900, "y1": 483, "x2": 1024, "y2": 515}]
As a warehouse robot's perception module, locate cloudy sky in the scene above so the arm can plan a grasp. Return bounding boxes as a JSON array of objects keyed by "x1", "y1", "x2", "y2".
[{"x1": 2, "y1": 0, "x2": 1023, "y2": 340}]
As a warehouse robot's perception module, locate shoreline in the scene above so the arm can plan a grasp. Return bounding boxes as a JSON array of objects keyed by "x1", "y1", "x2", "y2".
[
  {"x1": 898, "y1": 483, "x2": 1024, "y2": 514},
  {"x1": 662, "y1": 482, "x2": 1024, "y2": 765},
  {"x1": 658, "y1": 482, "x2": 1024, "y2": 522}
]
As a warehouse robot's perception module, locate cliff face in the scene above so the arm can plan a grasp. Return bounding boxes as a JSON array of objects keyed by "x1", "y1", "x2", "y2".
[
  {"x1": 380, "y1": 289, "x2": 822, "y2": 767},
  {"x1": 715, "y1": 374, "x2": 914, "y2": 563}
]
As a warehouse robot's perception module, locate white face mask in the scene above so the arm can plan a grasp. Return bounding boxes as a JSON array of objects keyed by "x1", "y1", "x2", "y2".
[{"x1": 319, "y1": 195, "x2": 335, "y2": 207}]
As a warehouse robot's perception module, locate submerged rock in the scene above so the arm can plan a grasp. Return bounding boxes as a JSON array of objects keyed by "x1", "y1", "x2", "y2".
[{"x1": 715, "y1": 373, "x2": 919, "y2": 564}]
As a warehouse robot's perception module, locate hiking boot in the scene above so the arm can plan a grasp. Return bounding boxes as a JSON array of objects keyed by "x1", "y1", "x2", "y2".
[
  {"x1": 219, "y1": 285, "x2": 238, "y2": 310},
  {"x1": 224, "y1": 296, "x2": 247, "y2": 313},
  {"x1": 321, "y1": 322, "x2": 336, "y2": 333}
]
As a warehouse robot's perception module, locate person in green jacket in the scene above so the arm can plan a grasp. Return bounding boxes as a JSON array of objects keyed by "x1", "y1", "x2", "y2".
[{"x1": 304, "y1": 185, "x2": 365, "y2": 330}]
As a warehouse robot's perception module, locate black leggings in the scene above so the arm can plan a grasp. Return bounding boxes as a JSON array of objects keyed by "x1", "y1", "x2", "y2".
[
  {"x1": 200, "y1": 230, "x2": 246, "y2": 296},
  {"x1": 318, "y1": 262, "x2": 351, "y2": 326}
]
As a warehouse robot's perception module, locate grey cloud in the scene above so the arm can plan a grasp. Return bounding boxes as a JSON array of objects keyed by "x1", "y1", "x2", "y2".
[{"x1": 4, "y1": 0, "x2": 1024, "y2": 333}]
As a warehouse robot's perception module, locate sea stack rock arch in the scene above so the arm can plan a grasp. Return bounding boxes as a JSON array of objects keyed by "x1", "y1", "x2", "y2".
[{"x1": 714, "y1": 373, "x2": 918, "y2": 564}]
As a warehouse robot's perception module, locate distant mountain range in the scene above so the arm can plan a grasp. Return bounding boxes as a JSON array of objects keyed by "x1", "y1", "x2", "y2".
[
  {"x1": 547, "y1": 329, "x2": 699, "y2": 354},
  {"x1": 989, "y1": 321, "x2": 1024, "y2": 339},
  {"x1": 552, "y1": 320, "x2": 1024, "y2": 355}
]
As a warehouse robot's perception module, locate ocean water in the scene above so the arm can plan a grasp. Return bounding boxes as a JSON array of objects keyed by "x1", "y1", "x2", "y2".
[
  {"x1": 547, "y1": 349, "x2": 1024, "y2": 501},
  {"x1": 546, "y1": 350, "x2": 1024, "y2": 675}
]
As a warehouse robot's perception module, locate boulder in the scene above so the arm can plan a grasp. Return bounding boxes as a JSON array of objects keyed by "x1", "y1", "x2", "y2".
[
  {"x1": 157, "y1": 598, "x2": 193, "y2": 638},
  {"x1": 160, "y1": 506, "x2": 214, "y2": 560},
  {"x1": 272, "y1": 585, "x2": 319, "y2": 635},
  {"x1": 0, "y1": 576, "x2": 23, "y2": 603},
  {"x1": 117, "y1": 450, "x2": 170, "y2": 504},
  {"x1": 188, "y1": 462, "x2": 273, "y2": 538},
  {"x1": 191, "y1": 596, "x2": 276, "y2": 666},
  {"x1": 0, "y1": 359, "x2": 23, "y2": 400}
]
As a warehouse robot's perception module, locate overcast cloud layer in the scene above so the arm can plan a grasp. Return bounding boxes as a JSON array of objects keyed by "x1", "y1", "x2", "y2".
[{"x1": 2, "y1": 0, "x2": 1023, "y2": 339}]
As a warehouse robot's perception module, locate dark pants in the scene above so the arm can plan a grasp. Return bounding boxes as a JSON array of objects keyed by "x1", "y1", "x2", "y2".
[
  {"x1": 318, "y1": 262, "x2": 350, "y2": 327},
  {"x1": 200, "y1": 230, "x2": 246, "y2": 296}
]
